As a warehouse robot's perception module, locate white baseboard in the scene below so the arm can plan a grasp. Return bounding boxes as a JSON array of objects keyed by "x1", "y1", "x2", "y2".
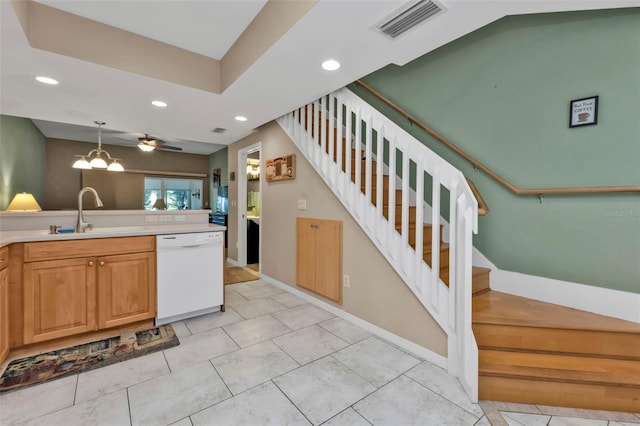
[
  {"x1": 226, "y1": 257, "x2": 239, "y2": 266},
  {"x1": 472, "y1": 247, "x2": 639, "y2": 323},
  {"x1": 261, "y1": 274, "x2": 448, "y2": 369},
  {"x1": 491, "y1": 269, "x2": 640, "y2": 323}
]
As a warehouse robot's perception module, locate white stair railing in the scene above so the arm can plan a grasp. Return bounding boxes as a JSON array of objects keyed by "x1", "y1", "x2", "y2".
[{"x1": 277, "y1": 87, "x2": 479, "y2": 401}]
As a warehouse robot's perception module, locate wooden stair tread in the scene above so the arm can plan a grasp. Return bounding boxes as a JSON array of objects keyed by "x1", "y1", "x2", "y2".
[
  {"x1": 471, "y1": 266, "x2": 491, "y2": 276},
  {"x1": 473, "y1": 291, "x2": 640, "y2": 334},
  {"x1": 439, "y1": 265, "x2": 490, "y2": 288},
  {"x1": 479, "y1": 349, "x2": 640, "y2": 387}
]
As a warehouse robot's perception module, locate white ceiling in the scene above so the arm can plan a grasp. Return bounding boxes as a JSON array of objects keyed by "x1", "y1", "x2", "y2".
[{"x1": 1, "y1": 0, "x2": 637, "y2": 155}]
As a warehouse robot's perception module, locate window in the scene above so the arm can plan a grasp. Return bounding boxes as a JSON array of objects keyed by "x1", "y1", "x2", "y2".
[{"x1": 144, "y1": 177, "x2": 203, "y2": 210}]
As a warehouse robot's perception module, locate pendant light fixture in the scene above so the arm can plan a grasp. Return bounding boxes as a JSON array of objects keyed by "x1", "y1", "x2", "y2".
[{"x1": 72, "y1": 121, "x2": 125, "y2": 172}]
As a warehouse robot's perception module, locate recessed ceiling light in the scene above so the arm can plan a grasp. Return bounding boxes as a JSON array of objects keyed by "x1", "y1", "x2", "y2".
[
  {"x1": 151, "y1": 100, "x2": 168, "y2": 108},
  {"x1": 235, "y1": 116, "x2": 248, "y2": 122},
  {"x1": 321, "y1": 59, "x2": 341, "y2": 71},
  {"x1": 35, "y1": 76, "x2": 59, "y2": 85}
]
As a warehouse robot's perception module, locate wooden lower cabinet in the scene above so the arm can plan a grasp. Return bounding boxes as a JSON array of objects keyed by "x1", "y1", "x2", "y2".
[
  {"x1": 23, "y1": 258, "x2": 97, "y2": 344},
  {"x1": 97, "y1": 252, "x2": 156, "y2": 329},
  {"x1": 296, "y1": 217, "x2": 343, "y2": 303},
  {"x1": 21, "y1": 237, "x2": 156, "y2": 345},
  {"x1": 0, "y1": 265, "x2": 9, "y2": 362}
]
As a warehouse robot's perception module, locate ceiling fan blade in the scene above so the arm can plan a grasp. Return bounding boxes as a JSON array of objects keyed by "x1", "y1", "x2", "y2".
[{"x1": 157, "y1": 145, "x2": 182, "y2": 151}]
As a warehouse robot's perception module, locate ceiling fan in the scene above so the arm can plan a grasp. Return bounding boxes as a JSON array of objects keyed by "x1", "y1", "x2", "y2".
[
  {"x1": 115, "y1": 133, "x2": 183, "y2": 152},
  {"x1": 136, "y1": 134, "x2": 183, "y2": 152}
]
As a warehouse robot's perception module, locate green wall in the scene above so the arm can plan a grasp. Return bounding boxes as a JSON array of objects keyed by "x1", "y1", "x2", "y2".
[
  {"x1": 350, "y1": 9, "x2": 640, "y2": 293},
  {"x1": 0, "y1": 115, "x2": 46, "y2": 210},
  {"x1": 209, "y1": 146, "x2": 228, "y2": 209}
]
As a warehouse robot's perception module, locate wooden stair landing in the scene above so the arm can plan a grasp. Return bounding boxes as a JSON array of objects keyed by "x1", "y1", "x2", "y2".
[{"x1": 473, "y1": 290, "x2": 640, "y2": 412}]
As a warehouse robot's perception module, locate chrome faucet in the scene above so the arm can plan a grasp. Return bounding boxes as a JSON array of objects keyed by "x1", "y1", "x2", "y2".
[{"x1": 76, "y1": 187, "x2": 104, "y2": 233}]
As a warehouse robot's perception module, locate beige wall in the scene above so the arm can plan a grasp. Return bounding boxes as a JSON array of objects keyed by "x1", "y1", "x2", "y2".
[
  {"x1": 44, "y1": 138, "x2": 210, "y2": 210},
  {"x1": 14, "y1": 0, "x2": 316, "y2": 94},
  {"x1": 227, "y1": 121, "x2": 447, "y2": 356}
]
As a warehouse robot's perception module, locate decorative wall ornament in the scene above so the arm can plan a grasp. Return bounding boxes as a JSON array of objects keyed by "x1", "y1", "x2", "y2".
[
  {"x1": 265, "y1": 154, "x2": 296, "y2": 182},
  {"x1": 569, "y1": 96, "x2": 598, "y2": 128}
]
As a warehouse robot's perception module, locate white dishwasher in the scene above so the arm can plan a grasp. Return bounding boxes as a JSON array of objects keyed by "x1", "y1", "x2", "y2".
[{"x1": 156, "y1": 232, "x2": 224, "y2": 325}]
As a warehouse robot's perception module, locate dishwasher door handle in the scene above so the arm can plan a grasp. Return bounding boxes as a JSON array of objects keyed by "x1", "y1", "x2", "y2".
[{"x1": 179, "y1": 243, "x2": 214, "y2": 249}]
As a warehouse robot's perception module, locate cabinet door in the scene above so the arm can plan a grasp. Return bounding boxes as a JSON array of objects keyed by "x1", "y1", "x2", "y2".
[
  {"x1": 314, "y1": 220, "x2": 343, "y2": 304},
  {"x1": 296, "y1": 218, "x2": 343, "y2": 304},
  {"x1": 97, "y1": 252, "x2": 156, "y2": 329},
  {"x1": 0, "y1": 267, "x2": 9, "y2": 362},
  {"x1": 23, "y1": 258, "x2": 97, "y2": 344},
  {"x1": 296, "y1": 218, "x2": 316, "y2": 291}
]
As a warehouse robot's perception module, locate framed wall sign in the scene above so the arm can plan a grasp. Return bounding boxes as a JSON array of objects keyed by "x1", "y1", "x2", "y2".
[
  {"x1": 212, "y1": 168, "x2": 221, "y2": 187},
  {"x1": 266, "y1": 154, "x2": 296, "y2": 182},
  {"x1": 569, "y1": 96, "x2": 598, "y2": 128}
]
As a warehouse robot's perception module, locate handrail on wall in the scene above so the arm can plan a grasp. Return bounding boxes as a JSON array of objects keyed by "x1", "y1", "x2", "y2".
[
  {"x1": 355, "y1": 80, "x2": 640, "y2": 197},
  {"x1": 467, "y1": 178, "x2": 489, "y2": 216}
]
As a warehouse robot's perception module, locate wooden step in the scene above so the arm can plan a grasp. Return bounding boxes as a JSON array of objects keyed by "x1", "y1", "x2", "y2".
[
  {"x1": 383, "y1": 205, "x2": 416, "y2": 226},
  {"x1": 439, "y1": 265, "x2": 491, "y2": 290},
  {"x1": 478, "y1": 373, "x2": 640, "y2": 412},
  {"x1": 356, "y1": 173, "x2": 389, "y2": 191},
  {"x1": 384, "y1": 189, "x2": 403, "y2": 205},
  {"x1": 473, "y1": 291, "x2": 640, "y2": 358},
  {"x1": 473, "y1": 290, "x2": 640, "y2": 412},
  {"x1": 479, "y1": 349, "x2": 640, "y2": 387},
  {"x1": 405, "y1": 223, "x2": 444, "y2": 247},
  {"x1": 423, "y1": 243, "x2": 449, "y2": 269},
  {"x1": 470, "y1": 266, "x2": 491, "y2": 295}
]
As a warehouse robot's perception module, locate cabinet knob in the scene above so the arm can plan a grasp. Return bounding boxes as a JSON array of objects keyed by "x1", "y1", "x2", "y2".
[
  {"x1": 88, "y1": 261, "x2": 94, "y2": 266},
  {"x1": 99, "y1": 261, "x2": 105, "y2": 266}
]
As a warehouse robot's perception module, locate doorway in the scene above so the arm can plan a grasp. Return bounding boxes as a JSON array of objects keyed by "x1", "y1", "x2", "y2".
[{"x1": 237, "y1": 142, "x2": 261, "y2": 269}]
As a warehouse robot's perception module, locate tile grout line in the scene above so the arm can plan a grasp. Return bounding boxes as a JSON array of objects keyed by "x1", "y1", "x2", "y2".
[
  {"x1": 209, "y1": 360, "x2": 234, "y2": 398},
  {"x1": 402, "y1": 372, "x2": 483, "y2": 420},
  {"x1": 125, "y1": 387, "x2": 133, "y2": 426},
  {"x1": 270, "y1": 379, "x2": 316, "y2": 426}
]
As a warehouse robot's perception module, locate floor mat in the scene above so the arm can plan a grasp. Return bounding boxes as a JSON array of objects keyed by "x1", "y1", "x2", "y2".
[
  {"x1": 225, "y1": 264, "x2": 260, "y2": 284},
  {"x1": 0, "y1": 324, "x2": 178, "y2": 393}
]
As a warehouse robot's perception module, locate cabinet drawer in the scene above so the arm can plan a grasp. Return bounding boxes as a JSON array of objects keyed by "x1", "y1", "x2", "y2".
[
  {"x1": 0, "y1": 246, "x2": 8, "y2": 270},
  {"x1": 24, "y1": 236, "x2": 155, "y2": 262}
]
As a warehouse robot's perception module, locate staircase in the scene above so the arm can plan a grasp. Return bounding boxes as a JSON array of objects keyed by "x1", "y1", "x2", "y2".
[
  {"x1": 278, "y1": 88, "x2": 640, "y2": 412},
  {"x1": 473, "y1": 290, "x2": 640, "y2": 412}
]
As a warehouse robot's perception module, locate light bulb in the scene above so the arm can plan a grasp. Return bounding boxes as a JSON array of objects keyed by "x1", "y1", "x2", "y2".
[{"x1": 322, "y1": 59, "x2": 341, "y2": 71}]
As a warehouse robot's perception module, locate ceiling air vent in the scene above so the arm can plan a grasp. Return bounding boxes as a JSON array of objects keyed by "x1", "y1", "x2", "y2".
[
  {"x1": 211, "y1": 127, "x2": 227, "y2": 134},
  {"x1": 377, "y1": 0, "x2": 443, "y2": 39}
]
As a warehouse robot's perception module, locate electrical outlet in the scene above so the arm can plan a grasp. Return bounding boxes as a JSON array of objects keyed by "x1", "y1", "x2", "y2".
[
  {"x1": 343, "y1": 275, "x2": 350, "y2": 288},
  {"x1": 144, "y1": 215, "x2": 158, "y2": 223},
  {"x1": 160, "y1": 215, "x2": 172, "y2": 222},
  {"x1": 298, "y1": 199, "x2": 307, "y2": 210}
]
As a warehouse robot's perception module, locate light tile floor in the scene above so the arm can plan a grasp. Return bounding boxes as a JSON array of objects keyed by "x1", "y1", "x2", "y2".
[{"x1": 1, "y1": 279, "x2": 639, "y2": 426}]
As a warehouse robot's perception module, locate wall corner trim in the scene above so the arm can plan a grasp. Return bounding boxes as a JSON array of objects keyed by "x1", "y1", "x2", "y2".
[{"x1": 261, "y1": 274, "x2": 449, "y2": 369}]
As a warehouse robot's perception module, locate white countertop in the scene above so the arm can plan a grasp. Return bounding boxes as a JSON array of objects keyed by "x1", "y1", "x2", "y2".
[{"x1": 0, "y1": 224, "x2": 226, "y2": 247}]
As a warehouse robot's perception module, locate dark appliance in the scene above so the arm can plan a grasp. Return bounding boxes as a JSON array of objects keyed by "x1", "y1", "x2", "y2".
[{"x1": 211, "y1": 213, "x2": 228, "y2": 248}]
